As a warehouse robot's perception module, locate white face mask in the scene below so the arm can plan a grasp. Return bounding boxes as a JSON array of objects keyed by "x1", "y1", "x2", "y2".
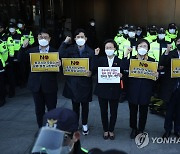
[
  {"x1": 76, "y1": 38, "x2": 86, "y2": 46},
  {"x1": 119, "y1": 30, "x2": 123, "y2": 34},
  {"x1": 158, "y1": 34, "x2": 165, "y2": 40},
  {"x1": 136, "y1": 30, "x2": 142, "y2": 36},
  {"x1": 38, "y1": 39, "x2": 49, "y2": 47},
  {"x1": 123, "y1": 29, "x2": 128, "y2": 35},
  {"x1": 17, "y1": 23, "x2": 23, "y2": 28},
  {"x1": 138, "y1": 48, "x2": 148, "y2": 55},
  {"x1": 128, "y1": 32, "x2": 136, "y2": 38},
  {"x1": 90, "y1": 22, "x2": 95, "y2": 26},
  {"x1": 169, "y1": 29, "x2": 176, "y2": 34},
  {"x1": 105, "y1": 49, "x2": 114, "y2": 56},
  {"x1": 9, "y1": 28, "x2": 15, "y2": 33}
]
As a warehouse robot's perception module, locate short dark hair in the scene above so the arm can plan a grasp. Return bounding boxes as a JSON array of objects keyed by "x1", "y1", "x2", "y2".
[
  {"x1": 136, "y1": 39, "x2": 150, "y2": 51},
  {"x1": 38, "y1": 28, "x2": 51, "y2": 36},
  {"x1": 104, "y1": 39, "x2": 118, "y2": 50},
  {"x1": 74, "y1": 28, "x2": 87, "y2": 38}
]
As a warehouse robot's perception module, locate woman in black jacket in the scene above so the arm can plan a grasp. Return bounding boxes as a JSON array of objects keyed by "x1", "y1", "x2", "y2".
[
  {"x1": 93, "y1": 39, "x2": 122, "y2": 140},
  {"x1": 121, "y1": 39, "x2": 158, "y2": 139}
]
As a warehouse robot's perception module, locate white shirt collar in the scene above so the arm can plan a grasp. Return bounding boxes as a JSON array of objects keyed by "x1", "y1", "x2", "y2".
[
  {"x1": 107, "y1": 56, "x2": 115, "y2": 67},
  {"x1": 39, "y1": 46, "x2": 49, "y2": 53}
]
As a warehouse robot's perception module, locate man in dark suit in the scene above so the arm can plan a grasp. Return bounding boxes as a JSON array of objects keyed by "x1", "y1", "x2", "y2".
[
  {"x1": 20, "y1": 29, "x2": 60, "y2": 128},
  {"x1": 58, "y1": 29, "x2": 94, "y2": 135},
  {"x1": 160, "y1": 38, "x2": 180, "y2": 138}
]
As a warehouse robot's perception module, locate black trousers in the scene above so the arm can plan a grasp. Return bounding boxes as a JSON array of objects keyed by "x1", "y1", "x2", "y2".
[
  {"x1": 32, "y1": 89, "x2": 57, "y2": 128},
  {"x1": 98, "y1": 97, "x2": 119, "y2": 132},
  {"x1": 5, "y1": 63, "x2": 15, "y2": 96},
  {"x1": 72, "y1": 101, "x2": 89, "y2": 125},
  {"x1": 129, "y1": 103, "x2": 149, "y2": 131},
  {"x1": 164, "y1": 88, "x2": 180, "y2": 132},
  {"x1": 0, "y1": 72, "x2": 6, "y2": 106}
]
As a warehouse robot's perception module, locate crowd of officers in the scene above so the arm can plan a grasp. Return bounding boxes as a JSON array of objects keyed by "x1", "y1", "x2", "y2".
[
  {"x1": 0, "y1": 18, "x2": 179, "y2": 150},
  {"x1": 0, "y1": 18, "x2": 35, "y2": 107}
]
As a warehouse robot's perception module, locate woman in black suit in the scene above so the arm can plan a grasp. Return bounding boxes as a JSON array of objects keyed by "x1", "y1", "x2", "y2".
[
  {"x1": 93, "y1": 39, "x2": 122, "y2": 140},
  {"x1": 121, "y1": 39, "x2": 158, "y2": 139}
]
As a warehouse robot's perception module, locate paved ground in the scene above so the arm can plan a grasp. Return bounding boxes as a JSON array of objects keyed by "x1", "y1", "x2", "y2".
[{"x1": 0, "y1": 74, "x2": 179, "y2": 154}]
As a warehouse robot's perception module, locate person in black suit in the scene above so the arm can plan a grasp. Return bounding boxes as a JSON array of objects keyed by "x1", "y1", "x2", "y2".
[
  {"x1": 93, "y1": 39, "x2": 122, "y2": 140},
  {"x1": 160, "y1": 38, "x2": 180, "y2": 138},
  {"x1": 20, "y1": 29, "x2": 60, "y2": 128},
  {"x1": 58, "y1": 29, "x2": 94, "y2": 135},
  {"x1": 121, "y1": 39, "x2": 158, "y2": 139}
]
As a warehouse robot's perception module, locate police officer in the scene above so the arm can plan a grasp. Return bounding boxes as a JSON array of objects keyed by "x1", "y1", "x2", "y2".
[
  {"x1": 165, "y1": 23, "x2": 178, "y2": 50},
  {"x1": 144, "y1": 25, "x2": 158, "y2": 43},
  {"x1": 16, "y1": 19, "x2": 35, "y2": 86},
  {"x1": 16, "y1": 19, "x2": 35, "y2": 46},
  {"x1": 59, "y1": 28, "x2": 94, "y2": 135},
  {"x1": 0, "y1": 31, "x2": 6, "y2": 106},
  {"x1": 7, "y1": 22, "x2": 24, "y2": 96},
  {"x1": 165, "y1": 23, "x2": 178, "y2": 43},
  {"x1": 114, "y1": 26, "x2": 126, "y2": 46},
  {"x1": 136, "y1": 26, "x2": 143, "y2": 40},
  {"x1": 148, "y1": 27, "x2": 171, "y2": 62},
  {"x1": 118, "y1": 25, "x2": 138, "y2": 60},
  {"x1": 32, "y1": 107, "x2": 88, "y2": 154},
  {"x1": 20, "y1": 29, "x2": 60, "y2": 128},
  {"x1": 0, "y1": 22, "x2": 9, "y2": 106},
  {"x1": 122, "y1": 24, "x2": 129, "y2": 40},
  {"x1": 160, "y1": 38, "x2": 180, "y2": 138},
  {"x1": 114, "y1": 26, "x2": 127, "y2": 59}
]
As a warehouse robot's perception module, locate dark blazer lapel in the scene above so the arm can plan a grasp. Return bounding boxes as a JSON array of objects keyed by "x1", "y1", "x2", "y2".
[
  {"x1": 173, "y1": 50, "x2": 179, "y2": 58},
  {"x1": 112, "y1": 56, "x2": 118, "y2": 67},
  {"x1": 104, "y1": 56, "x2": 109, "y2": 67}
]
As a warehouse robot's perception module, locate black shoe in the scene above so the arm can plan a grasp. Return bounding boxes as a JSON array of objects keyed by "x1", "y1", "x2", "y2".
[
  {"x1": 130, "y1": 129, "x2": 138, "y2": 139},
  {"x1": 174, "y1": 132, "x2": 180, "y2": 138},
  {"x1": 162, "y1": 131, "x2": 171, "y2": 138}
]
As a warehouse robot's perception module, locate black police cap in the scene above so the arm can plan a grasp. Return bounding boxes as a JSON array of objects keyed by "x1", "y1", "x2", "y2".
[
  {"x1": 168, "y1": 23, "x2": 177, "y2": 29},
  {"x1": 158, "y1": 27, "x2": 165, "y2": 34},
  {"x1": 128, "y1": 25, "x2": 136, "y2": 31},
  {"x1": 43, "y1": 107, "x2": 79, "y2": 133},
  {"x1": 9, "y1": 22, "x2": 16, "y2": 28}
]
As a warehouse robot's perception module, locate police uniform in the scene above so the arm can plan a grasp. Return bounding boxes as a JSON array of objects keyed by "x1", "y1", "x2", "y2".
[
  {"x1": 16, "y1": 19, "x2": 35, "y2": 86},
  {"x1": 42, "y1": 107, "x2": 88, "y2": 154},
  {"x1": 144, "y1": 25, "x2": 158, "y2": 43}
]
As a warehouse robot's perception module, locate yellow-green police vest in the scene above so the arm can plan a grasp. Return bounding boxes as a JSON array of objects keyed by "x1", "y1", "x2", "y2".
[
  {"x1": 144, "y1": 32, "x2": 157, "y2": 44},
  {"x1": 117, "y1": 39, "x2": 137, "y2": 59},
  {"x1": 148, "y1": 41, "x2": 167, "y2": 62},
  {"x1": 0, "y1": 54, "x2": 6, "y2": 69},
  {"x1": 17, "y1": 29, "x2": 35, "y2": 45},
  {"x1": 165, "y1": 30, "x2": 178, "y2": 41},
  {"x1": 0, "y1": 40, "x2": 9, "y2": 63}
]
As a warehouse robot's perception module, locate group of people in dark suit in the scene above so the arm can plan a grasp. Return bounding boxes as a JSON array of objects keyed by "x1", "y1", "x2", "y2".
[{"x1": 20, "y1": 27, "x2": 180, "y2": 142}]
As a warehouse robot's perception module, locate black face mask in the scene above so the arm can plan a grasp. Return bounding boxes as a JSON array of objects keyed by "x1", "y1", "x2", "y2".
[{"x1": 176, "y1": 44, "x2": 180, "y2": 50}]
